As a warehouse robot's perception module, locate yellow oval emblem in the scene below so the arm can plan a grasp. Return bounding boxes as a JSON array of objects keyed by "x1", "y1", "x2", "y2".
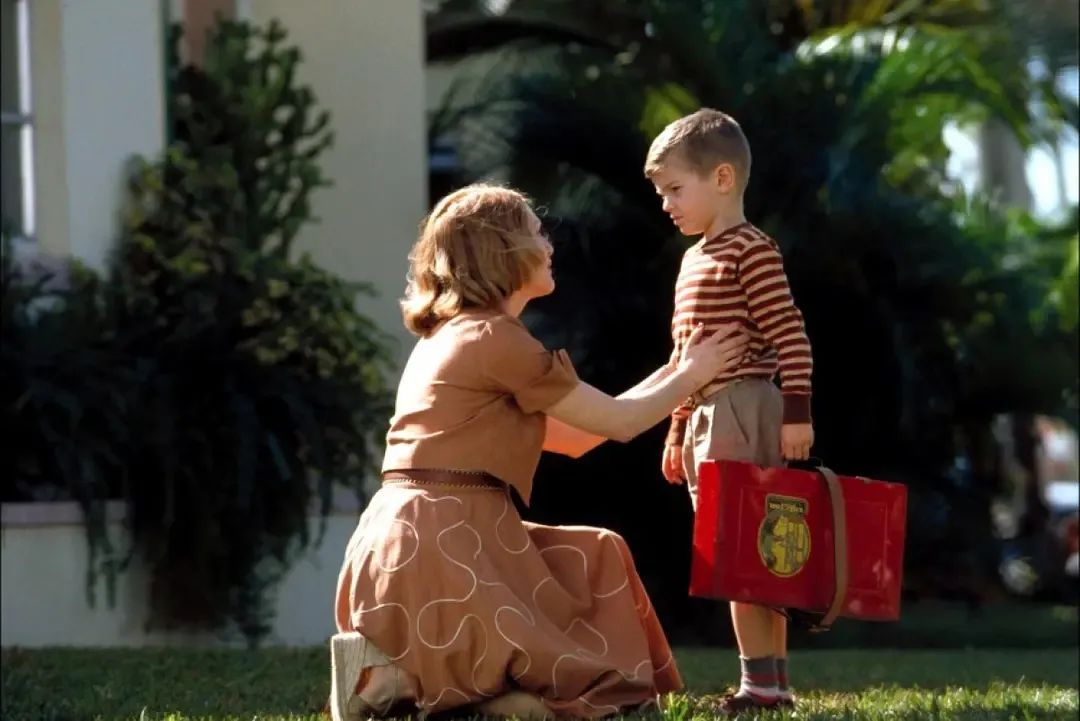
[{"x1": 758, "y1": 494, "x2": 811, "y2": 577}]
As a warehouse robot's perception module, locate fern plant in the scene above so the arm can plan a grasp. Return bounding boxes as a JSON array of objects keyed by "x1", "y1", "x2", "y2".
[{"x1": 0, "y1": 238, "x2": 138, "y2": 608}]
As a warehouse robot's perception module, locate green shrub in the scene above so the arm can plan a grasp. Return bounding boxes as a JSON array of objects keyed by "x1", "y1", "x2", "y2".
[{"x1": 0, "y1": 19, "x2": 394, "y2": 646}]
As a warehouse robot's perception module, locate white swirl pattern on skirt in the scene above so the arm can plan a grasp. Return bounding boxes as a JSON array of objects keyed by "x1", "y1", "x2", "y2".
[{"x1": 340, "y1": 484, "x2": 675, "y2": 715}]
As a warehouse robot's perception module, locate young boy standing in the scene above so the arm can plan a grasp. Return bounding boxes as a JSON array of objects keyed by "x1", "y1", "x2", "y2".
[{"x1": 645, "y1": 108, "x2": 815, "y2": 715}]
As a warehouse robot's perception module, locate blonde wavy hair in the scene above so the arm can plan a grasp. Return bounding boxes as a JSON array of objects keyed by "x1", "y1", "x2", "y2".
[{"x1": 401, "y1": 184, "x2": 547, "y2": 337}]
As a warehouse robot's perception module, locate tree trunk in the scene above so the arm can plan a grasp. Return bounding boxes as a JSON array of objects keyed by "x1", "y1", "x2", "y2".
[{"x1": 978, "y1": 120, "x2": 1032, "y2": 210}]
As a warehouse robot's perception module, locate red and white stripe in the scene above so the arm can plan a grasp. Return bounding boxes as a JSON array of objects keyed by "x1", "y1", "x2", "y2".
[{"x1": 667, "y1": 223, "x2": 812, "y2": 446}]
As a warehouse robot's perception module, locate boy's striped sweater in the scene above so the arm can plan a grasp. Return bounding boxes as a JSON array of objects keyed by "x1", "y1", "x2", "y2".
[{"x1": 668, "y1": 222, "x2": 813, "y2": 447}]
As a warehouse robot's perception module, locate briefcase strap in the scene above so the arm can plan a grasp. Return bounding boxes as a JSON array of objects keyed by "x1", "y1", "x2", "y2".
[{"x1": 809, "y1": 466, "x2": 848, "y2": 632}]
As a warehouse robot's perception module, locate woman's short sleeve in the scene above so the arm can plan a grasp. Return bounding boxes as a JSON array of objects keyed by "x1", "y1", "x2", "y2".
[{"x1": 481, "y1": 316, "x2": 579, "y2": 413}]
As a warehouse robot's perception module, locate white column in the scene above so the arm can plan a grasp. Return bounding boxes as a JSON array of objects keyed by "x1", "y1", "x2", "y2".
[{"x1": 32, "y1": 0, "x2": 166, "y2": 270}]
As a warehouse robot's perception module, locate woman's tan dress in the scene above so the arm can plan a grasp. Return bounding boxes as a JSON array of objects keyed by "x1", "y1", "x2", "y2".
[{"x1": 334, "y1": 310, "x2": 683, "y2": 717}]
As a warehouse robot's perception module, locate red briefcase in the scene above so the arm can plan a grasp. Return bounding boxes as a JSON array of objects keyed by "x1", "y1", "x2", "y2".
[{"x1": 689, "y1": 460, "x2": 907, "y2": 628}]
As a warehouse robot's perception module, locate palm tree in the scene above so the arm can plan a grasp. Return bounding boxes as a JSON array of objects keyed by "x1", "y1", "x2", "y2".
[{"x1": 426, "y1": 0, "x2": 1079, "y2": 633}]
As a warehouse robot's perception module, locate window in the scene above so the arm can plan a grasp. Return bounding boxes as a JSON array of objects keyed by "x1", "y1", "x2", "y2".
[{"x1": 1, "y1": 0, "x2": 35, "y2": 240}]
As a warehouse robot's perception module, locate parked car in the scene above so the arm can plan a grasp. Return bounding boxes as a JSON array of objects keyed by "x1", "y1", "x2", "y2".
[
  {"x1": 1046, "y1": 480, "x2": 1080, "y2": 583},
  {"x1": 999, "y1": 479, "x2": 1079, "y2": 601}
]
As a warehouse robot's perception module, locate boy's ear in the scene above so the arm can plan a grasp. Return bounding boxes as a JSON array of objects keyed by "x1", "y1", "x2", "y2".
[{"x1": 714, "y1": 163, "x2": 737, "y2": 193}]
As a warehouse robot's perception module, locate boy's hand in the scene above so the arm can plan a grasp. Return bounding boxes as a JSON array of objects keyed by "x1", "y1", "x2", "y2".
[
  {"x1": 662, "y1": 444, "x2": 685, "y2": 484},
  {"x1": 781, "y1": 423, "x2": 814, "y2": 461}
]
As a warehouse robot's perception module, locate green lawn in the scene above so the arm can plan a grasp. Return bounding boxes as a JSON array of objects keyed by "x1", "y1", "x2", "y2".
[
  {"x1": 2, "y1": 646, "x2": 1077, "y2": 720},
  {"x1": 782, "y1": 600, "x2": 1079, "y2": 650}
]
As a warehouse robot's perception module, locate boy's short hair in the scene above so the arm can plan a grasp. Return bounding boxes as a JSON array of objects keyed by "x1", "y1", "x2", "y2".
[{"x1": 644, "y1": 108, "x2": 752, "y2": 189}]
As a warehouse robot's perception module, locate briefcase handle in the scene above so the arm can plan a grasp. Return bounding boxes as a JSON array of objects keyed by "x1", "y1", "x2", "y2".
[
  {"x1": 811, "y1": 465, "x2": 848, "y2": 632},
  {"x1": 782, "y1": 461, "x2": 848, "y2": 632}
]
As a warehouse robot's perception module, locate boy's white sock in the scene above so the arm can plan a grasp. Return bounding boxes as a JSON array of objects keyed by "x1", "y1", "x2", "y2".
[
  {"x1": 733, "y1": 655, "x2": 780, "y2": 701},
  {"x1": 776, "y1": 656, "x2": 794, "y2": 701}
]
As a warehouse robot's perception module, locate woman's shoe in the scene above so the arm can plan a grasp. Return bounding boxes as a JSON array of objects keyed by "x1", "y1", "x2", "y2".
[
  {"x1": 475, "y1": 690, "x2": 554, "y2": 719},
  {"x1": 330, "y1": 632, "x2": 401, "y2": 721}
]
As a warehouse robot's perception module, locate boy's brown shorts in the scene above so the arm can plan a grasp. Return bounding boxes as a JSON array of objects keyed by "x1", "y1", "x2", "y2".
[{"x1": 681, "y1": 377, "x2": 783, "y2": 510}]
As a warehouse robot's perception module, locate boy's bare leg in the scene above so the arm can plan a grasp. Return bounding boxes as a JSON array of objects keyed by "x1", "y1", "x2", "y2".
[
  {"x1": 771, "y1": 611, "x2": 794, "y2": 703},
  {"x1": 730, "y1": 601, "x2": 775, "y2": 657},
  {"x1": 723, "y1": 601, "x2": 782, "y2": 712},
  {"x1": 771, "y1": 610, "x2": 787, "y2": 656}
]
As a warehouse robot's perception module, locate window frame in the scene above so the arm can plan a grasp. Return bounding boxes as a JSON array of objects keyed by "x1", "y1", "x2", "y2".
[{"x1": 1, "y1": 0, "x2": 36, "y2": 241}]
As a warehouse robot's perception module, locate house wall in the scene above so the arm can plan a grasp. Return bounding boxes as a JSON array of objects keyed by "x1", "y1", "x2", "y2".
[
  {"x1": 32, "y1": 0, "x2": 166, "y2": 270},
  {"x1": 1, "y1": 497, "x2": 363, "y2": 647},
  {"x1": 2, "y1": 0, "x2": 427, "y2": 648},
  {"x1": 248, "y1": 0, "x2": 427, "y2": 366}
]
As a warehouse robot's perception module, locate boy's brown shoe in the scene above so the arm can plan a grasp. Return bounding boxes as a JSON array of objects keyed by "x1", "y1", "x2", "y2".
[{"x1": 714, "y1": 692, "x2": 784, "y2": 717}]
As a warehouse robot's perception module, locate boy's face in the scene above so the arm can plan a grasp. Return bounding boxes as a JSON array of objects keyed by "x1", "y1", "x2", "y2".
[{"x1": 650, "y1": 157, "x2": 735, "y2": 236}]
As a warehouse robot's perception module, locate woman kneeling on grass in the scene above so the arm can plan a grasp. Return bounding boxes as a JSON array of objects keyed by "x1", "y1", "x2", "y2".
[{"x1": 329, "y1": 184, "x2": 747, "y2": 720}]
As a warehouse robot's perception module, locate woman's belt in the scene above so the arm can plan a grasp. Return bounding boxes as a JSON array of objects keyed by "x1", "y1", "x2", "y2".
[{"x1": 382, "y1": 468, "x2": 505, "y2": 489}]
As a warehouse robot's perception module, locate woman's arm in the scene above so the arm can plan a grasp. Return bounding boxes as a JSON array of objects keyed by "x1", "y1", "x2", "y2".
[
  {"x1": 542, "y1": 359, "x2": 677, "y2": 458},
  {"x1": 543, "y1": 416, "x2": 603, "y2": 458},
  {"x1": 619, "y1": 355, "x2": 678, "y2": 399},
  {"x1": 545, "y1": 325, "x2": 746, "y2": 444}
]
